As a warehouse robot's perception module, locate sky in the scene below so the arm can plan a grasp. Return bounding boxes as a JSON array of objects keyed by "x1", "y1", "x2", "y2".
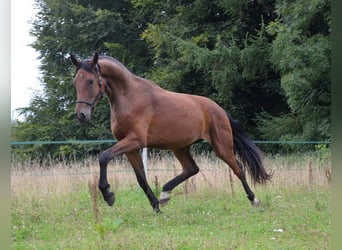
[{"x1": 11, "y1": 0, "x2": 42, "y2": 120}]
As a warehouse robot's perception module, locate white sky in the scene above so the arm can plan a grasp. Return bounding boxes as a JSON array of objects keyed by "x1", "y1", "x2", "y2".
[{"x1": 11, "y1": 0, "x2": 42, "y2": 120}]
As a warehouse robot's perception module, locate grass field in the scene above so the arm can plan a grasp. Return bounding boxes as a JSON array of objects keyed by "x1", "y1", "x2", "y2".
[{"x1": 11, "y1": 152, "x2": 331, "y2": 249}]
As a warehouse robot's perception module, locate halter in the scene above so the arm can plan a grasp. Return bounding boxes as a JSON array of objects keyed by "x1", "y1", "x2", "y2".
[{"x1": 76, "y1": 64, "x2": 105, "y2": 108}]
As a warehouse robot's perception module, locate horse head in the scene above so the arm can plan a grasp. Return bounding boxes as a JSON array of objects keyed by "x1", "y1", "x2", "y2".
[{"x1": 70, "y1": 53, "x2": 104, "y2": 123}]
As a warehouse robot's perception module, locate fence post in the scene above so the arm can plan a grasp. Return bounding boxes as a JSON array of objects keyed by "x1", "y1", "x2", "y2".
[
  {"x1": 142, "y1": 147, "x2": 148, "y2": 177},
  {"x1": 228, "y1": 168, "x2": 235, "y2": 197},
  {"x1": 308, "y1": 159, "x2": 313, "y2": 187}
]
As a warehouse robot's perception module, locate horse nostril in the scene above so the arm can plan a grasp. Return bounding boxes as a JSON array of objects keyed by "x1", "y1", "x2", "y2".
[
  {"x1": 80, "y1": 112, "x2": 86, "y2": 120},
  {"x1": 76, "y1": 112, "x2": 88, "y2": 122}
]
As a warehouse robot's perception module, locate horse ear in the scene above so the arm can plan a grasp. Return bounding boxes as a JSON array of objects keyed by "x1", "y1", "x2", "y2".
[
  {"x1": 90, "y1": 52, "x2": 99, "y2": 67},
  {"x1": 70, "y1": 54, "x2": 80, "y2": 67}
]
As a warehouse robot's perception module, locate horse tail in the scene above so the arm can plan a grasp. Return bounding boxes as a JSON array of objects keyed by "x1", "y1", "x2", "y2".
[{"x1": 227, "y1": 113, "x2": 272, "y2": 184}]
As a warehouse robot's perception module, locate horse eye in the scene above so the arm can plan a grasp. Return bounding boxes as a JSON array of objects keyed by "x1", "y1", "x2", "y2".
[{"x1": 87, "y1": 79, "x2": 94, "y2": 84}]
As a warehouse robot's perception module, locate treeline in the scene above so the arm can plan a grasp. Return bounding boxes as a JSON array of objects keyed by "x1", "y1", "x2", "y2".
[{"x1": 11, "y1": 0, "x2": 330, "y2": 160}]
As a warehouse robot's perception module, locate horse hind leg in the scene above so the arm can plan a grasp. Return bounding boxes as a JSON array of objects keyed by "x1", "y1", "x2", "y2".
[
  {"x1": 212, "y1": 140, "x2": 260, "y2": 206},
  {"x1": 160, "y1": 146, "x2": 199, "y2": 206},
  {"x1": 224, "y1": 153, "x2": 260, "y2": 206},
  {"x1": 236, "y1": 159, "x2": 260, "y2": 206}
]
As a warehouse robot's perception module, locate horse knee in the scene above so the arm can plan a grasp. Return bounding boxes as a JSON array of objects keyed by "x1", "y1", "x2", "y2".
[{"x1": 99, "y1": 150, "x2": 111, "y2": 166}]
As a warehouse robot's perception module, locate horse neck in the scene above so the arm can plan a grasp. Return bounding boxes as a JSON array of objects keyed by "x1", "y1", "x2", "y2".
[{"x1": 99, "y1": 59, "x2": 136, "y2": 102}]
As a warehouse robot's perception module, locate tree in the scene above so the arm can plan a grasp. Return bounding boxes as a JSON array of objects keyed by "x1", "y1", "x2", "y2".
[
  {"x1": 12, "y1": 0, "x2": 331, "y2": 160},
  {"x1": 258, "y1": 0, "x2": 331, "y2": 144},
  {"x1": 139, "y1": 0, "x2": 288, "y2": 136},
  {"x1": 139, "y1": 0, "x2": 330, "y2": 144},
  {"x1": 12, "y1": 0, "x2": 152, "y2": 160}
]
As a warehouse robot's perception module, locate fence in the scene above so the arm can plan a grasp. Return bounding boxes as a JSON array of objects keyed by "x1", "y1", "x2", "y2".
[
  {"x1": 11, "y1": 140, "x2": 330, "y2": 178},
  {"x1": 10, "y1": 140, "x2": 330, "y2": 145}
]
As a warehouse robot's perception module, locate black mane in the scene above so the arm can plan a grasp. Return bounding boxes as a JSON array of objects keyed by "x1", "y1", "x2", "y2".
[
  {"x1": 75, "y1": 55, "x2": 128, "y2": 74},
  {"x1": 76, "y1": 59, "x2": 94, "y2": 73}
]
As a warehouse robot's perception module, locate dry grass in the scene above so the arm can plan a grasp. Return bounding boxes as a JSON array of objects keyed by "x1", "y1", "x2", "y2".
[
  {"x1": 11, "y1": 152, "x2": 331, "y2": 249},
  {"x1": 11, "y1": 152, "x2": 331, "y2": 201}
]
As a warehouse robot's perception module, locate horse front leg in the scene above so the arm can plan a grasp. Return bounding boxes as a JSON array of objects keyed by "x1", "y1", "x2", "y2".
[
  {"x1": 98, "y1": 137, "x2": 142, "y2": 206},
  {"x1": 126, "y1": 151, "x2": 160, "y2": 212},
  {"x1": 98, "y1": 150, "x2": 115, "y2": 206}
]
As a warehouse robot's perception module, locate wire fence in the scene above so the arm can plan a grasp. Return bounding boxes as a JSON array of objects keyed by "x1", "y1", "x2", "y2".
[
  {"x1": 11, "y1": 167, "x2": 326, "y2": 177},
  {"x1": 11, "y1": 140, "x2": 331, "y2": 179},
  {"x1": 11, "y1": 155, "x2": 331, "y2": 190},
  {"x1": 10, "y1": 140, "x2": 331, "y2": 145}
]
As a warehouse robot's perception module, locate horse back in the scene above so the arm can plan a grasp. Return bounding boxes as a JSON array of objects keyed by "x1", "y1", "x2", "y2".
[
  {"x1": 144, "y1": 86, "x2": 229, "y2": 148},
  {"x1": 109, "y1": 77, "x2": 230, "y2": 149}
]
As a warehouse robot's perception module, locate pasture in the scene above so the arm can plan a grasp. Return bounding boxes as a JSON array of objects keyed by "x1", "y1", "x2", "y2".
[{"x1": 11, "y1": 152, "x2": 331, "y2": 249}]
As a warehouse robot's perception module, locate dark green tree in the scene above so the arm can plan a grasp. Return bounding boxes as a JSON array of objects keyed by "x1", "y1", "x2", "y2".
[
  {"x1": 139, "y1": 0, "x2": 288, "y2": 136},
  {"x1": 12, "y1": 0, "x2": 152, "y2": 160},
  {"x1": 12, "y1": 0, "x2": 331, "y2": 160},
  {"x1": 257, "y1": 0, "x2": 331, "y2": 144}
]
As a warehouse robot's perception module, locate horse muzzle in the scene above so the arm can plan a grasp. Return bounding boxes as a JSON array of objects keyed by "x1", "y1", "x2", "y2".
[{"x1": 75, "y1": 107, "x2": 92, "y2": 123}]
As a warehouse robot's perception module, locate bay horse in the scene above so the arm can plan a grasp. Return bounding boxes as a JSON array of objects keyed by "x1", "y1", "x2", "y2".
[{"x1": 70, "y1": 53, "x2": 272, "y2": 213}]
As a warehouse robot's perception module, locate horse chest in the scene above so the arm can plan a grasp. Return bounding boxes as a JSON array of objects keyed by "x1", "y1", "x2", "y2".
[{"x1": 110, "y1": 113, "x2": 135, "y2": 140}]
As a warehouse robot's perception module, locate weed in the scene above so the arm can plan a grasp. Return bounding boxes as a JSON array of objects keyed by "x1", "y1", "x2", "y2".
[
  {"x1": 94, "y1": 217, "x2": 123, "y2": 239},
  {"x1": 88, "y1": 174, "x2": 99, "y2": 223}
]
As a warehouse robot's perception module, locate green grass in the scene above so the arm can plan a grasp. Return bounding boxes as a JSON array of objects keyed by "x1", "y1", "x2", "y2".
[
  {"x1": 11, "y1": 154, "x2": 331, "y2": 249},
  {"x1": 11, "y1": 186, "x2": 330, "y2": 249}
]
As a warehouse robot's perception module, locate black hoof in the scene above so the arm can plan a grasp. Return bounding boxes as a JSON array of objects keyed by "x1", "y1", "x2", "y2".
[
  {"x1": 153, "y1": 205, "x2": 161, "y2": 213},
  {"x1": 104, "y1": 192, "x2": 115, "y2": 206}
]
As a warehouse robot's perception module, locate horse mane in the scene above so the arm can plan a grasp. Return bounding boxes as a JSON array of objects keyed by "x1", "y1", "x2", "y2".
[
  {"x1": 98, "y1": 55, "x2": 128, "y2": 71},
  {"x1": 99, "y1": 55, "x2": 161, "y2": 88},
  {"x1": 77, "y1": 54, "x2": 160, "y2": 89},
  {"x1": 75, "y1": 59, "x2": 93, "y2": 73},
  {"x1": 75, "y1": 55, "x2": 130, "y2": 74}
]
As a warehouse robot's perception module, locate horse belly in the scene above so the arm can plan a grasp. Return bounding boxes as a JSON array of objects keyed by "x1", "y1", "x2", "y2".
[{"x1": 146, "y1": 109, "x2": 205, "y2": 149}]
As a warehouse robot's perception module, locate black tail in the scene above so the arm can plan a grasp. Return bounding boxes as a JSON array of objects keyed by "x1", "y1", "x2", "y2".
[{"x1": 227, "y1": 113, "x2": 272, "y2": 184}]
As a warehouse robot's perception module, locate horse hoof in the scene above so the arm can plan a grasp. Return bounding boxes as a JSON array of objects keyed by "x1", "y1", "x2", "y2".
[
  {"x1": 159, "y1": 191, "x2": 171, "y2": 207},
  {"x1": 104, "y1": 192, "x2": 115, "y2": 206},
  {"x1": 159, "y1": 198, "x2": 170, "y2": 207},
  {"x1": 154, "y1": 206, "x2": 162, "y2": 213},
  {"x1": 251, "y1": 198, "x2": 260, "y2": 207}
]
